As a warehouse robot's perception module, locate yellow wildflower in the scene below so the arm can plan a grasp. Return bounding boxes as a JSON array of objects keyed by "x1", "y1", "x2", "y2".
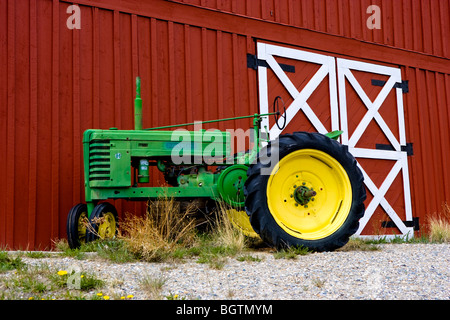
[
  {"x1": 103, "y1": 296, "x2": 110, "y2": 300},
  {"x1": 126, "y1": 294, "x2": 134, "y2": 299},
  {"x1": 96, "y1": 292, "x2": 103, "y2": 297},
  {"x1": 120, "y1": 296, "x2": 126, "y2": 300},
  {"x1": 57, "y1": 270, "x2": 68, "y2": 276},
  {"x1": 28, "y1": 297, "x2": 34, "y2": 300}
]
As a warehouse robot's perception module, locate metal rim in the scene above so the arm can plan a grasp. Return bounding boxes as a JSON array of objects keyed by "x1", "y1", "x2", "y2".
[
  {"x1": 266, "y1": 149, "x2": 352, "y2": 240},
  {"x1": 227, "y1": 209, "x2": 259, "y2": 238},
  {"x1": 97, "y1": 211, "x2": 117, "y2": 239},
  {"x1": 77, "y1": 211, "x2": 88, "y2": 243}
]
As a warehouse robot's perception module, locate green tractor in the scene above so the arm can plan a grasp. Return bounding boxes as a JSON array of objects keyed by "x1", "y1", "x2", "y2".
[{"x1": 66, "y1": 77, "x2": 366, "y2": 252}]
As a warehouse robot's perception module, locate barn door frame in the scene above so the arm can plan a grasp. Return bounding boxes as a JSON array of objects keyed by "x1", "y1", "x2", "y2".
[{"x1": 255, "y1": 41, "x2": 414, "y2": 238}]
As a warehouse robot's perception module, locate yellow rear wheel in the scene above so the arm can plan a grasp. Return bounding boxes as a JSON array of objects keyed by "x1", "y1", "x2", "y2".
[
  {"x1": 267, "y1": 149, "x2": 352, "y2": 240},
  {"x1": 244, "y1": 132, "x2": 366, "y2": 251}
]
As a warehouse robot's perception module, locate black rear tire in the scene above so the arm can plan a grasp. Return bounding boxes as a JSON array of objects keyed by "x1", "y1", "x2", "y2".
[{"x1": 244, "y1": 132, "x2": 366, "y2": 252}]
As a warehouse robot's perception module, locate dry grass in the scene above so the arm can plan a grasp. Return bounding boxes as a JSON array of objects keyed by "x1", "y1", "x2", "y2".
[
  {"x1": 211, "y1": 201, "x2": 247, "y2": 253},
  {"x1": 138, "y1": 274, "x2": 166, "y2": 300},
  {"x1": 428, "y1": 202, "x2": 450, "y2": 243},
  {"x1": 118, "y1": 196, "x2": 198, "y2": 262},
  {"x1": 337, "y1": 238, "x2": 380, "y2": 251},
  {"x1": 117, "y1": 197, "x2": 249, "y2": 266}
]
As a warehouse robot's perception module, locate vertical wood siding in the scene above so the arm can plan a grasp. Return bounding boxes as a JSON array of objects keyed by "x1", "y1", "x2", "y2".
[{"x1": 404, "y1": 68, "x2": 450, "y2": 229}]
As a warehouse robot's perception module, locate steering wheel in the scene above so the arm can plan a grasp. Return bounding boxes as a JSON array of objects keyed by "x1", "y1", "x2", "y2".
[{"x1": 273, "y1": 96, "x2": 287, "y2": 130}]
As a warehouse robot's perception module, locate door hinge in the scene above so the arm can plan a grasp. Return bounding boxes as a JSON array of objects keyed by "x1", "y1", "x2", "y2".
[
  {"x1": 247, "y1": 54, "x2": 295, "y2": 73},
  {"x1": 371, "y1": 79, "x2": 409, "y2": 93},
  {"x1": 375, "y1": 143, "x2": 413, "y2": 156},
  {"x1": 381, "y1": 217, "x2": 419, "y2": 231}
]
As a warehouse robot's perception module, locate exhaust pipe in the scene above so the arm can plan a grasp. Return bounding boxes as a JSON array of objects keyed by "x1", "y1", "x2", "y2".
[{"x1": 134, "y1": 76, "x2": 143, "y2": 130}]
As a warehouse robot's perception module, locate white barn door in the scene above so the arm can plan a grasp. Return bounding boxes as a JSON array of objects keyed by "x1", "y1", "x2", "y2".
[
  {"x1": 337, "y1": 58, "x2": 414, "y2": 238},
  {"x1": 256, "y1": 42, "x2": 414, "y2": 238}
]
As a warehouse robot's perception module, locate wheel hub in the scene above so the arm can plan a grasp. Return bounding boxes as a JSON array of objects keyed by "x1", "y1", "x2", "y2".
[{"x1": 293, "y1": 184, "x2": 316, "y2": 207}]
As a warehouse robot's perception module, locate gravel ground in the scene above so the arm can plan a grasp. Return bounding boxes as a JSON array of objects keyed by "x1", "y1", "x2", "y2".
[{"x1": 4, "y1": 243, "x2": 450, "y2": 300}]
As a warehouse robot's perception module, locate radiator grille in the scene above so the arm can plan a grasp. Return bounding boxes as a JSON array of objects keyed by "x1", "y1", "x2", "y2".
[{"x1": 89, "y1": 140, "x2": 111, "y2": 181}]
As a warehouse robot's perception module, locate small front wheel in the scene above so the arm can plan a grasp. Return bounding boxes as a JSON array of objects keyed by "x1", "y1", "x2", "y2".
[
  {"x1": 66, "y1": 204, "x2": 88, "y2": 249},
  {"x1": 86, "y1": 202, "x2": 119, "y2": 243}
]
